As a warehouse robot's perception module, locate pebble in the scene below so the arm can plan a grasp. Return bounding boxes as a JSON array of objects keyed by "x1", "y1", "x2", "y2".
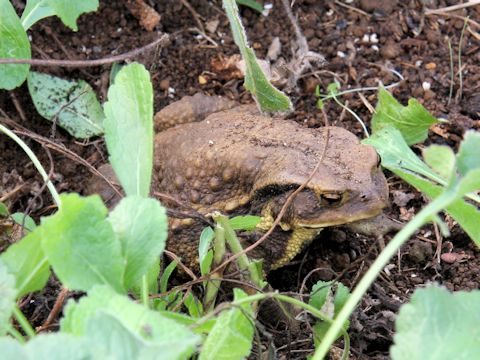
[
  {"x1": 159, "y1": 79, "x2": 170, "y2": 90},
  {"x1": 380, "y1": 42, "x2": 402, "y2": 59}
]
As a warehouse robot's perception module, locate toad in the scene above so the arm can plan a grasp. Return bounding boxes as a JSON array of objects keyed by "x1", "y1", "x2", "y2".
[{"x1": 90, "y1": 94, "x2": 392, "y2": 272}]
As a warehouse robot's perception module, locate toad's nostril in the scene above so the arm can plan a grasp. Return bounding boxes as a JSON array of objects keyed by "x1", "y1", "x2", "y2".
[{"x1": 360, "y1": 194, "x2": 368, "y2": 201}]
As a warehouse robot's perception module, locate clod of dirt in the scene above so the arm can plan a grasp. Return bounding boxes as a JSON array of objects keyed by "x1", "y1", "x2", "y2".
[
  {"x1": 407, "y1": 240, "x2": 433, "y2": 264},
  {"x1": 392, "y1": 190, "x2": 416, "y2": 208},
  {"x1": 462, "y1": 93, "x2": 480, "y2": 119},
  {"x1": 380, "y1": 41, "x2": 403, "y2": 59},
  {"x1": 359, "y1": 0, "x2": 398, "y2": 14}
]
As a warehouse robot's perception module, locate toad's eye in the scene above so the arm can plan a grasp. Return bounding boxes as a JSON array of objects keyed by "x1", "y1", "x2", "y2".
[{"x1": 319, "y1": 192, "x2": 343, "y2": 206}]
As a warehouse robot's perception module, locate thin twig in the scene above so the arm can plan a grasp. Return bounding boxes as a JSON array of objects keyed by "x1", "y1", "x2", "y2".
[
  {"x1": 425, "y1": 1, "x2": 480, "y2": 15},
  {"x1": 0, "y1": 34, "x2": 170, "y2": 67},
  {"x1": 36, "y1": 287, "x2": 69, "y2": 333}
]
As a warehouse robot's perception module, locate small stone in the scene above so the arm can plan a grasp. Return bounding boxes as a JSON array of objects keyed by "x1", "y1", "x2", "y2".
[
  {"x1": 380, "y1": 42, "x2": 402, "y2": 59},
  {"x1": 159, "y1": 79, "x2": 170, "y2": 90},
  {"x1": 423, "y1": 89, "x2": 436, "y2": 101},
  {"x1": 425, "y1": 62, "x2": 437, "y2": 70},
  {"x1": 198, "y1": 75, "x2": 208, "y2": 85}
]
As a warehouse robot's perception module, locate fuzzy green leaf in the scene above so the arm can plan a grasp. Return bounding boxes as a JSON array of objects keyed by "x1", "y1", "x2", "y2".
[
  {"x1": 223, "y1": 0, "x2": 292, "y2": 112},
  {"x1": 423, "y1": 145, "x2": 456, "y2": 182},
  {"x1": 107, "y1": 196, "x2": 167, "y2": 289},
  {"x1": 372, "y1": 88, "x2": 438, "y2": 145},
  {"x1": 0, "y1": 261, "x2": 16, "y2": 336},
  {"x1": 40, "y1": 194, "x2": 124, "y2": 293},
  {"x1": 0, "y1": 0, "x2": 31, "y2": 90},
  {"x1": 21, "y1": 0, "x2": 56, "y2": 29},
  {"x1": 391, "y1": 285, "x2": 480, "y2": 360},
  {"x1": 61, "y1": 285, "x2": 200, "y2": 358},
  {"x1": 1, "y1": 229, "x2": 50, "y2": 298},
  {"x1": 456, "y1": 131, "x2": 480, "y2": 176},
  {"x1": 200, "y1": 288, "x2": 254, "y2": 360},
  {"x1": 27, "y1": 71, "x2": 104, "y2": 138},
  {"x1": 104, "y1": 63, "x2": 153, "y2": 198}
]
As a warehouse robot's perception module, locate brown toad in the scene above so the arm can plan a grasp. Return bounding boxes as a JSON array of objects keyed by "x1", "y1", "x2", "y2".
[{"x1": 91, "y1": 94, "x2": 391, "y2": 272}]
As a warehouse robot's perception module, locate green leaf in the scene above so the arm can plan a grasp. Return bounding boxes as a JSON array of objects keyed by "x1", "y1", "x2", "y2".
[
  {"x1": 457, "y1": 168, "x2": 480, "y2": 197},
  {"x1": 391, "y1": 285, "x2": 480, "y2": 360},
  {"x1": 40, "y1": 193, "x2": 124, "y2": 293},
  {"x1": 1, "y1": 229, "x2": 50, "y2": 298},
  {"x1": 200, "y1": 288, "x2": 254, "y2": 360},
  {"x1": 364, "y1": 127, "x2": 480, "y2": 245},
  {"x1": 229, "y1": 215, "x2": 261, "y2": 231},
  {"x1": 104, "y1": 63, "x2": 153, "y2": 198},
  {"x1": 10, "y1": 212, "x2": 36, "y2": 232},
  {"x1": 199, "y1": 227, "x2": 214, "y2": 283},
  {"x1": 0, "y1": 202, "x2": 8, "y2": 216},
  {"x1": 0, "y1": 334, "x2": 89, "y2": 360},
  {"x1": 159, "y1": 311, "x2": 216, "y2": 334},
  {"x1": 27, "y1": 71, "x2": 104, "y2": 138},
  {"x1": 310, "y1": 281, "x2": 350, "y2": 345},
  {"x1": 456, "y1": 131, "x2": 480, "y2": 176},
  {"x1": 131, "y1": 259, "x2": 160, "y2": 299},
  {"x1": 21, "y1": 0, "x2": 98, "y2": 30},
  {"x1": 236, "y1": 0, "x2": 263, "y2": 12},
  {"x1": 107, "y1": 196, "x2": 167, "y2": 289},
  {"x1": 61, "y1": 285, "x2": 200, "y2": 358},
  {"x1": 372, "y1": 88, "x2": 438, "y2": 145},
  {"x1": 0, "y1": 338, "x2": 25, "y2": 359},
  {"x1": 25, "y1": 333, "x2": 89, "y2": 360},
  {"x1": 363, "y1": 126, "x2": 446, "y2": 186},
  {"x1": 223, "y1": 0, "x2": 292, "y2": 112},
  {"x1": 423, "y1": 145, "x2": 456, "y2": 182},
  {"x1": 0, "y1": 0, "x2": 31, "y2": 90},
  {"x1": 0, "y1": 261, "x2": 16, "y2": 336},
  {"x1": 184, "y1": 292, "x2": 203, "y2": 318},
  {"x1": 160, "y1": 260, "x2": 178, "y2": 294},
  {"x1": 21, "y1": 0, "x2": 56, "y2": 30}
]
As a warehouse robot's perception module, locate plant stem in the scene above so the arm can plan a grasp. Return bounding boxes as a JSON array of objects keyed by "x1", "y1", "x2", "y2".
[
  {"x1": 13, "y1": 305, "x2": 36, "y2": 339},
  {"x1": 141, "y1": 275, "x2": 149, "y2": 308},
  {"x1": 6, "y1": 323, "x2": 26, "y2": 343},
  {"x1": 0, "y1": 124, "x2": 61, "y2": 208},
  {"x1": 312, "y1": 191, "x2": 456, "y2": 360}
]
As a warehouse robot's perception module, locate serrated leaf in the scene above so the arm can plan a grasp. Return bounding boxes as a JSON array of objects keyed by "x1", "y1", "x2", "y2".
[
  {"x1": 1, "y1": 228, "x2": 50, "y2": 298},
  {"x1": 0, "y1": 0, "x2": 31, "y2": 90},
  {"x1": 40, "y1": 193, "x2": 124, "y2": 293},
  {"x1": 200, "y1": 288, "x2": 254, "y2": 360},
  {"x1": 27, "y1": 71, "x2": 104, "y2": 138},
  {"x1": 107, "y1": 196, "x2": 167, "y2": 289},
  {"x1": 391, "y1": 285, "x2": 480, "y2": 360},
  {"x1": 104, "y1": 63, "x2": 153, "y2": 198},
  {"x1": 372, "y1": 88, "x2": 438, "y2": 145},
  {"x1": 423, "y1": 145, "x2": 455, "y2": 181},
  {"x1": 456, "y1": 131, "x2": 480, "y2": 176},
  {"x1": 45, "y1": 0, "x2": 98, "y2": 31},
  {"x1": 10, "y1": 212, "x2": 36, "y2": 232},
  {"x1": 223, "y1": 0, "x2": 292, "y2": 112},
  {"x1": 61, "y1": 285, "x2": 200, "y2": 358},
  {"x1": 0, "y1": 261, "x2": 16, "y2": 336},
  {"x1": 236, "y1": 0, "x2": 263, "y2": 12},
  {"x1": 229, "y1": 215, "x2": 261, "y2": 231}
]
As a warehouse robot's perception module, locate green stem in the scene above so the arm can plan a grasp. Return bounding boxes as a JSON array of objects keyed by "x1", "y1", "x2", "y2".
[
  {"x1": 213, "y1": 222, "x2": 226, "y2": 265},
  {"x1": 141, "y1": 275, "x2": 149, "y2": 308},
  {"x1": 13, "y1": 305, "x2": 36, "y2": 339},
  {"x1": 312, "y1": 191, "x2": 456, "y2": 359},
  {"x1": 0, "y1": 124, "x2": 61, "y2": 208},
  {"x1": 331, "y1": 94, "x2": 369, "y2": 138},
  {"x1": 6, "y1": 323, "x2": 26, "y2": 343}
]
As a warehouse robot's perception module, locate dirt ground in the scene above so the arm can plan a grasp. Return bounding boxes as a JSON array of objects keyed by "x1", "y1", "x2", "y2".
[{"x1": 1, "y1": 0, "x2": 480, "y2": 359}]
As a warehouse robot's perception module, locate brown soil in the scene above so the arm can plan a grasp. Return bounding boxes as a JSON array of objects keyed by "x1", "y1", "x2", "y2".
[{"x1": 1, "y1": 0, "x2": 480, "y2": 359}]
